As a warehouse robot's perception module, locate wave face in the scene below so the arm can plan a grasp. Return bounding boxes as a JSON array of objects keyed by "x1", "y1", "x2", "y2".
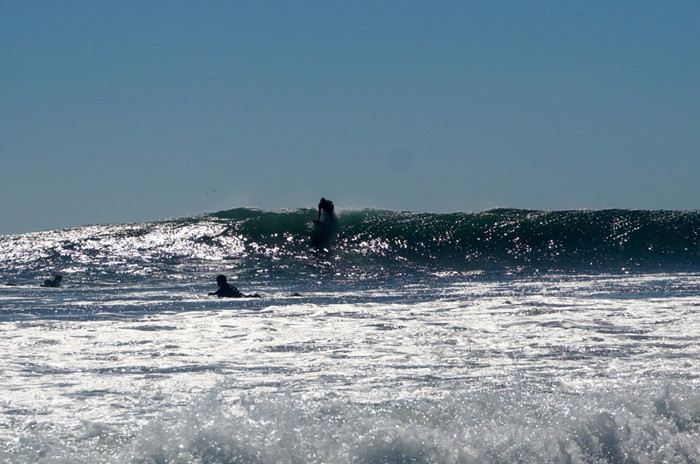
[{"x1": 2, "y1": 208, "x2": 700, "y2": 282}]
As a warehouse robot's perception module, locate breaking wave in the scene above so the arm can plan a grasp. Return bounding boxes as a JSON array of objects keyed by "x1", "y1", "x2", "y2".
[{"x1": 2, "y1": 208, "x2": 700, "y2": 282}]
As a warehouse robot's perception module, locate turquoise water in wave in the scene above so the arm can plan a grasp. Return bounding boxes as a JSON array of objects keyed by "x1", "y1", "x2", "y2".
[{"x1": 1, "y1": 209, "x2": 699, "y2": 463}]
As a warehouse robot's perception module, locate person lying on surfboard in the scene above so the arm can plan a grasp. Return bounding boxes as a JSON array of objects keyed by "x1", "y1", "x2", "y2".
[
  {"x1": 208, "y1": 274, "x2": 260, "y2": 298},
  {"x1": 42, "y1": 274, "x2": 63, "y2": 287},
  {"x1": 317, "y1": 198, "x2": 334, "y2": 223}
]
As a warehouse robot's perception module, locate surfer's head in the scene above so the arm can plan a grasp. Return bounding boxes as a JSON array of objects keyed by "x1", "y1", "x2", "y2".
[{"x1": 216, "y1": 274, "x2": 227, "y2": 286}]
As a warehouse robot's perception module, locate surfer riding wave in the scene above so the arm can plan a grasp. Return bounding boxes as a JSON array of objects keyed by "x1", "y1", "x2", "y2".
[{"x1": 317, "y1": 197, "x2": 335, "y2": 224}]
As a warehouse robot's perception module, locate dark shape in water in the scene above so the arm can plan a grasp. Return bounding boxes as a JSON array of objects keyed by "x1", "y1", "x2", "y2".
[
  {"x1": 208, "y1": 274, "x2": 260, "y2": 298},
  {"x1": 42, "y1": 274, "x2": 62, "y2": 288}
]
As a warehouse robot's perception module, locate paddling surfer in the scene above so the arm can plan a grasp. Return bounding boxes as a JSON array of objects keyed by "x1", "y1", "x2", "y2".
[
  {"x1": 42, "y1": 274, "x2": 63, "y2": 288},
  {"x1": 208, "y1": 275, "x2": 260, "y2": 298}
]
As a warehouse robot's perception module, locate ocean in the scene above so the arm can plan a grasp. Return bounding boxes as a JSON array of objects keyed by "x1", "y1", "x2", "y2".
[{"x1": 0, "y1": 208, "x2": 699, "y2": 463}]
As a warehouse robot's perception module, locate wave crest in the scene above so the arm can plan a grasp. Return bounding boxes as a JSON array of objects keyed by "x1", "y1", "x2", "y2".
[{"x1": 2, "y1": 208, "x2": 700, "y2": 279}]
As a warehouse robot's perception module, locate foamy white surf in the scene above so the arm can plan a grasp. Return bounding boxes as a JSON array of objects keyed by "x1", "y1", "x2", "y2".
[{"x1": 1, "y1": 272, "x2": 699, "y2": 463}]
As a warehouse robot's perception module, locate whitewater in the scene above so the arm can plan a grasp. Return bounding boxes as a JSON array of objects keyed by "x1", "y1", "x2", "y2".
[{"x1": 1, "y1": 208, "x2": 699, "y2": 463}]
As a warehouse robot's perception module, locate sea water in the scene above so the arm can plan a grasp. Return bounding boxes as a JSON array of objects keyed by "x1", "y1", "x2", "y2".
[{"x1": 0, "y1": 208, "x2": 699, "y2": 463}]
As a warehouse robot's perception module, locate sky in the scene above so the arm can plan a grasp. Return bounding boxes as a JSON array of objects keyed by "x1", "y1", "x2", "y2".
[{"x1": 2, "y1": 1, "x2": 699, "y2": 234}]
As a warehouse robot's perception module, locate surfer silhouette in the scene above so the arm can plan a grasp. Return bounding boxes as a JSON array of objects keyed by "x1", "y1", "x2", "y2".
[
  {"x1": 317, "y1": 198, "x2": 334, "y2": 223},
  {"x1": 208, "y1": 275, "x2": 260, "y2": 298},
  {"x1": 42, "y1": 274, "x2": 62, "y2": 288}
]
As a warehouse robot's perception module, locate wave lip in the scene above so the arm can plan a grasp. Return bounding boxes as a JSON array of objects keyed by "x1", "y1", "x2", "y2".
[{"x1": 2, "y1": 208, "x2": 700, "y2": 277}]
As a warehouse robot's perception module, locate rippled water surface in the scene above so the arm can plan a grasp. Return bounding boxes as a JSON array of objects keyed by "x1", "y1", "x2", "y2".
[
  {"x1": 1, "y1": 211, "x2": 700, "y2": 462},
  {"x1": 1, "y1": 272, "x2": 699, "y2": 463}
]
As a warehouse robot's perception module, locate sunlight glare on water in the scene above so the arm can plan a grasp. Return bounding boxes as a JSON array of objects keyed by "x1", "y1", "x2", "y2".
[{"x1": 1, "y1": 210, "x2": 700, "y2": 462}]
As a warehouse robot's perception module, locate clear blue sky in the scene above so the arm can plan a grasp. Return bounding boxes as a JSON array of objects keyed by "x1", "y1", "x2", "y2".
[{"x1": 2, "y1": 1, "x2": 699, "y2": 234}]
